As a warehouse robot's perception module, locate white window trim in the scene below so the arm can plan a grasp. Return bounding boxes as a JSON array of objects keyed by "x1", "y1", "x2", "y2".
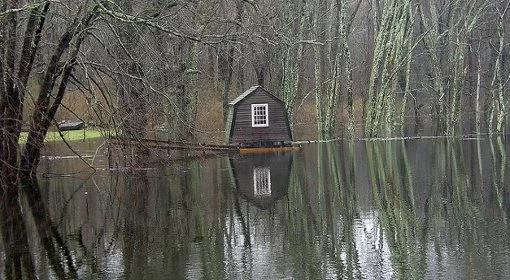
[
  {"x1": 253, "y1": 167, "x2": 271, "y2": 196},
  {"x1": 251, "y1": 103, "x2": 269, "y2": 127}
]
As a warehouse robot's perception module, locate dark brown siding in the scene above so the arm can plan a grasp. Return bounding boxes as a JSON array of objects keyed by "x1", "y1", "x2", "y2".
[
  {"x1": 230, "y1": 88, "x2": 292, "y2": 146},
  {"x1": 230, "y1": 153, "x2": 293, "y2": 209}
]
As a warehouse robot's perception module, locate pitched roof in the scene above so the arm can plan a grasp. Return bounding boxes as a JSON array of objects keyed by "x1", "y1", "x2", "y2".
[{"x1": 229, "y1": 85, "x2": 283, "y2": 105}]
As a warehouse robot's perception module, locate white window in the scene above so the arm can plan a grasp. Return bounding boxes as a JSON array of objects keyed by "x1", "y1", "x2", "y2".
[
  {"x1": 253, "y1": 167, "x2": 271, "y2": 196},
  {"x1": 251, "y1": 104, "x2": 269, "y2": 127}
]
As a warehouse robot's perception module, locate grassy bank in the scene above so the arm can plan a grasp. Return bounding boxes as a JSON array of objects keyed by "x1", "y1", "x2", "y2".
[{"x1": 19, "y1": 129, "x2": 104, "y2": 144}]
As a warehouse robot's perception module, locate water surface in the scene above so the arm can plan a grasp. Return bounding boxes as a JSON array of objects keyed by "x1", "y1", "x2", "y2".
[{"x1": 2, "y1": 138, "x2": 510, "y2": 279}]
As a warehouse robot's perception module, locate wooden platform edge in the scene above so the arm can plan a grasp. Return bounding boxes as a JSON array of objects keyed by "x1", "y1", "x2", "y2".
[
  {"x1": 108, "y1": 137, "x2": 302, "y2": 155},
  {"x1": 239, "y1": 146, "x2": 301, "y2": 155},
  {"x1": 108, "y1": 137, "x2": 238, "y2": 152}
]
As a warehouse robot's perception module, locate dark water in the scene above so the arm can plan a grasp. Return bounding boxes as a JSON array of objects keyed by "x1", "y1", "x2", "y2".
[{"x1": 2, "y1": 138, "x2": 510, "y2": 279}]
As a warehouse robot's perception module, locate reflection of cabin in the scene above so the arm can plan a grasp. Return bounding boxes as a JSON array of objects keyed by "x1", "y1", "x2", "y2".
[
  {"x1": 226, "y1": 86, "x2": 293, "y2": 147},
  {"x1": 229, "y1": 153, "x2": 293, "y2": 209}
]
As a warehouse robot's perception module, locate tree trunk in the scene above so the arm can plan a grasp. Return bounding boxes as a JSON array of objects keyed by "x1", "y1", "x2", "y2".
[
  {"x1": 490, "y1": 0, "x2": 510, "y2": 133},
  {"x1": 313, "y1": 0, "x2": 330, "y2": 140},
  {"x1": 418, "y1": 2, "x2": 446, "y2": 133},
  {"x1": 475, "y1": 42, "x2": 482, "y2": 133},
  {"x1": 221, "y1": 0, "x2": 243, "y2": 124},
  {"x1": 115, "y1": 0, "x2": 147, "y2": 140},
  {"x1": 2, "y1": 0, "x2": 21, "y2": 191},
  {"x1": 282, "y1": 0, "x2": 306, "y2": 127},
  {"x1": 20, "y1": 7, "x2": 99, "y2": 181},
  {"x1": 365, "y1": 0, "x2": 412, "y2": 137}
]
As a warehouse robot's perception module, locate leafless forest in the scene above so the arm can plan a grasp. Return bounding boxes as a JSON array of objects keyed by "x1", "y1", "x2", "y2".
[{"x1": 2, "y1": 0, "x2": 510, "y2": 185}]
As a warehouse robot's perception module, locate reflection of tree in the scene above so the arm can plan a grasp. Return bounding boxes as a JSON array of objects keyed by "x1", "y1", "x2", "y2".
[
  {"x1": 26, "y1": 181, "x2": 83, "y2": 278},
  {"x1": 0, "y1": 179, "x2": 86, "y2": 279},
  {"x1": 5, "y1": 139, "x2": 510, "y2": 279},
  {"x1": 0, "y1": 190, "x2": 36, "y2": 280},
  {"x1": 489, "y1": 137, "x2": 508, "y2": 220},
  {"x1": 163, "y1": 158, "x2": 230, "y2": 279},
  {"x1": 121, "y1": 170, "x2": 150, "y2": 279},
  {"x1": 336, "y1": 141, "x2": 361, "y2": 279},
  {"x1": 201, "y1": 158, "x2": 229, "y2": 280},
  {"x1": 281, "y1": 142, "x2": 362, "y2": 279},
  {"x1": 438, "y1": 140, "x2": 492, "y2": 277},
  {"x1": 325, "y1": 141, "x2": 362, "y2": 279},
  {"x1": 116, "y1": 160, "x2": 227, "y2": 279},
  {"x1": 366, "y1": 141, "x2": 425, "y2": 280},
  {"x1": 284, "y1": 150, "x2": 321, "y2": 279},
  {"x1": 447, "y1": 140, "x2": 480, "y2": 225},
  {"x1": 364, "y1": 138, "x2": 510, "y2": 279}
]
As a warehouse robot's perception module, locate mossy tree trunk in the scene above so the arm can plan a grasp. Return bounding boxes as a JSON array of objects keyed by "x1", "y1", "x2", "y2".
[
  {"x1": 282, "y1": 0, "x2": 307, "y2": 128},
  {"x1": 365, "y1": 0, "x2": 413, "y2": 137},
  {"x1": 170, "y1": 39, "x2": 199, "y2": 142},
  {"x1": 313, "y1": 0, "x2": 330, "y2": 140},
  {"x1": 418, "y1": 1, "x2": 447, "y2": 133},
  {"x1": 313, "y1": 0, "x2": 360, "y2": 140},
  {"x1": 418, "y1": 1, "x2": 487, "y2": 135},
  {"x1": 489, "y1": 0, "x2": 510, "y2": 134}
]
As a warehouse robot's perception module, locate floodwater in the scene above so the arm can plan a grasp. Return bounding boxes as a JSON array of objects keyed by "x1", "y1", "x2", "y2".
[{"x1": 2, "y1": 138, "x2": 510, "y2": 279}]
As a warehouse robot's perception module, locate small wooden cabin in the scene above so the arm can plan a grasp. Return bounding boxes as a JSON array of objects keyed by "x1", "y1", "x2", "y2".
[
  {"x1": 229, "y1": 153, "x2": 293, "y2": 209},
  {"x1": 226, "y1": 86, "x2": 293, "y2": 147}
]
